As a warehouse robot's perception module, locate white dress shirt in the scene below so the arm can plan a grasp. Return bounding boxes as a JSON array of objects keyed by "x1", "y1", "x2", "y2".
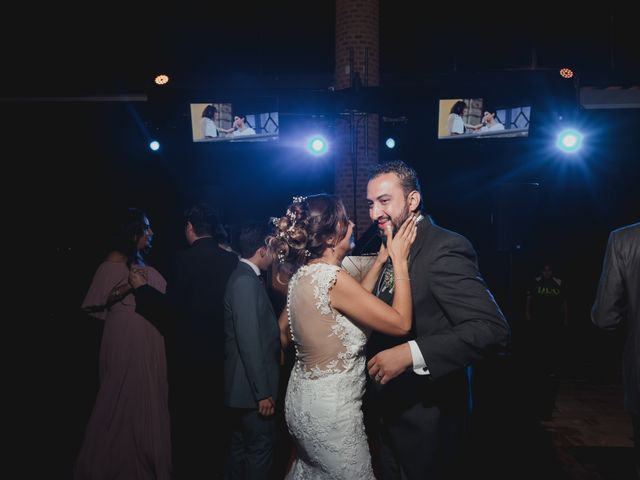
[
  {"x1": 240, "y1": 258, "x2": 260, "y2": 276},
  {"x1": 408, "y1": 340, "x2": 430, "y2": 375}
]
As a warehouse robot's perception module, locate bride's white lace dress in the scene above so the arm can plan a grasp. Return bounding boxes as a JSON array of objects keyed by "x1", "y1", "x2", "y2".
[{"x1": 284, "y1": 263, "x2": 374, "y2": 479}]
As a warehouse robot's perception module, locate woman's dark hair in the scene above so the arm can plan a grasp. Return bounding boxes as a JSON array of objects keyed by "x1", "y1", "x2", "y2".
[
  {"x1": 450, "y1": 100, "x2": 467, "y2": 115},
  {"x1": 268, "y1": 194, "x2": 349, "y2": 272},
  {"x1": 111, "y1": 207, "x2": 150, "y2": 266},
  {"x1": 202, "y1": 104, "x2": 217, "y2": 119}
]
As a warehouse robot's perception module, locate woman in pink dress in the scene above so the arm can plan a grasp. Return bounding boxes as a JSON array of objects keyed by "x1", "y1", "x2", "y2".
[{"x1": 74, "y1": 208, "x2": 171, "y2": 480}]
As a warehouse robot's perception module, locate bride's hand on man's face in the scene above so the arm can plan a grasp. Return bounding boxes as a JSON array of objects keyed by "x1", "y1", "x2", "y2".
[
  {"x1": 376, "y1": 240, "x2": 389, "y2": 265},
  {"x1": 386, "y1": 215, "x2": 418, "y2": 263}
]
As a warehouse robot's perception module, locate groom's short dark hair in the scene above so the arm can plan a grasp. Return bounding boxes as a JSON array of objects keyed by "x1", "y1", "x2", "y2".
[{"x1": 369, "y1": 160, "x2": 423, "y2": 211}]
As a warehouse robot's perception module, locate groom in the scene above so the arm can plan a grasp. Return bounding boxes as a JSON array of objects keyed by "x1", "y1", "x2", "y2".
[{"x1": 365, "y1": 161, "x2": 510, "y2": 479}]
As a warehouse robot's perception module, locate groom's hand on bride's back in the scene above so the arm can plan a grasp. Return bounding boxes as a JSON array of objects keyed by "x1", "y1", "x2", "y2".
[{"x1": 367, "y1": 343, "x2": 413, "y2": 385}]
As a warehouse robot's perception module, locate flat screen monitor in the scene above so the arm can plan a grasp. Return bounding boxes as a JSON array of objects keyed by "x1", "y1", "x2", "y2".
[
  {"x1": 190, "y1": 103, "x2": 279, "y2": 143},
  {"x1": 437, "y1": 98, "x2": 531, "y2": 139}
]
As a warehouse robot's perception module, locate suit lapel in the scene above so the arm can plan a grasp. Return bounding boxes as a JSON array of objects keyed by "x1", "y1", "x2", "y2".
[{"x1": 408, "y1": 215, "x2": 431, "y2": 274}]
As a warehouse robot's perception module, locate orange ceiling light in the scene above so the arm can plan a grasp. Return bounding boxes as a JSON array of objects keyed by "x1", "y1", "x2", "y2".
[
  {"x1": 154, "y1": 74, "x2": 170, "y2": 85},
  {"x1": 559, "y1": 68, "x2": 574, "y2": 79}
]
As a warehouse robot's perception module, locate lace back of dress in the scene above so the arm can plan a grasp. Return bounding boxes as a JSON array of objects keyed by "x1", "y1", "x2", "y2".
[{"x1": 288, "y1": 264, "x2": 349, "y2": 378}]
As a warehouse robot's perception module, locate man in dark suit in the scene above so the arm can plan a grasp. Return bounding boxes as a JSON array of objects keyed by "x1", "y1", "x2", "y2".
[
  {"x1": 592, "y1": 222, "x2": 639, "y2": 478},
  {"x1": 170, "y1": 204, "x2": 238, "y2": 479},
  {"x1": 224, "y1": 222, "x2": 280, "y2": 480},
  {"x1": 365, "y1": 161, "x2": 510, "y2": 480}
]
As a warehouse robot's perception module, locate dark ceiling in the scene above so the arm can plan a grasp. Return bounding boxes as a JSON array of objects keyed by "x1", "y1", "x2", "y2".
[{"x1": 3, "y1": 4, "x2": 638, "y2": 96}]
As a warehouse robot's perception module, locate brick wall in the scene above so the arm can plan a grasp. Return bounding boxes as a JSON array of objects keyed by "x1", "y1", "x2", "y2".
[
  {"x1": 335, "y1": 0, "x2": 380, "y2": 90},
  {"x1": 334, "y1": 0, "x2": 380, "y2": 239}
]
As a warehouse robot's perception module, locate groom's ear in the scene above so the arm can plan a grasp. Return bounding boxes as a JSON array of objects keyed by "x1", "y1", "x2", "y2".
[{"x1": 407, "y1": 190, "x2": 421, "y2": 213}]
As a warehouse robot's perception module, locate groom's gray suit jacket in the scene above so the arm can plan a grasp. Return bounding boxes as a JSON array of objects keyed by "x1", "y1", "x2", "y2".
[{"x1": 224, "y1": 261, "x2": 280, "y2": 409}]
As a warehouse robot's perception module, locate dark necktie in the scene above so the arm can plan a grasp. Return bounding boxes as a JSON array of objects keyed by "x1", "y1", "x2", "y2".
[{"x1": 375, "y1": 259, "x2": 392, "y2": 296}]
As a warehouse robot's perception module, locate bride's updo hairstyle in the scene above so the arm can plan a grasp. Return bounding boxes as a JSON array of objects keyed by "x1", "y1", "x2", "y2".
[{"x1": 268, "y1": 194, "x2": 349, "y2": 273}]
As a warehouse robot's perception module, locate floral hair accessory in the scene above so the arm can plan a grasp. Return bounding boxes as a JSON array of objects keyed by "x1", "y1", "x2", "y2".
[
  {"x1": 273, "y1": 196, "x2": 310, "y2": 263},
  {"x1": 284, "y1": 195, "x2": 308, "y2": 231}
]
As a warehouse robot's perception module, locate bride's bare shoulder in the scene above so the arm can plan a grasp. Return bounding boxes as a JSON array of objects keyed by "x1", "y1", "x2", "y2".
[{"x1": 335, "y1": 269, "x2": 359, "y2": 288}]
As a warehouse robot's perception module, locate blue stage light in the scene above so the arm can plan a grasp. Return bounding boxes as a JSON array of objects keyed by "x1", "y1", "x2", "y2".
[
  {"x1": 556, "y1": 129, "x2": 583, "y2": 153},
  {"x1": 307, "y1": 136, "x2": 328, "y2": 155}
]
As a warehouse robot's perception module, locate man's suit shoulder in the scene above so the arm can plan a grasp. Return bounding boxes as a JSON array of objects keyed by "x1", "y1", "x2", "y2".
[
  {"x1": 228, "y1": 263, "x2": 257, "y2": 283},
  {"x1": 219, "y1": 248, "x2": 240, "y2": 265},
  {"x1": 226, "y1": 265, "x2": 260, "y2": 297},
  {"x1": 610, "y1": 222, "x2": 640, "y2": 262},
  {"x1": 612, "y1": 222, "x2": 640, "y2": 242},
  {"x1": 179, "y1": 240, "x2": 238, "y2": 263},
  {"x1": 426, "y1": 222, "x2": 474, "y2": 250}
]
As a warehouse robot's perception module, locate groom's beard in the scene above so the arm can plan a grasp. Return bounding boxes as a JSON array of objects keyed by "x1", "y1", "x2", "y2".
[{"x1": 377, "y1": 202, "x2": 412, "y2": 239}]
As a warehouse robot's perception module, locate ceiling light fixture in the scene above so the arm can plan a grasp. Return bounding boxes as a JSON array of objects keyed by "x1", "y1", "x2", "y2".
[
  {"x1": 154, "y1": 74, "x2": 170, "y2": 85},
  {"x1": 559, "y1": 68, "x2": 574, "y2": 79}
]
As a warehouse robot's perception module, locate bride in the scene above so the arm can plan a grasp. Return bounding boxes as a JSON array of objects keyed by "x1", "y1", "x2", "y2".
[{"x1": 269, "y1": 194, "x2": 416, "y2": 479}]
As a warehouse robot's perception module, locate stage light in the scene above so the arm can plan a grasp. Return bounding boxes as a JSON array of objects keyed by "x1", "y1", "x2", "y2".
[
  {"x1": 559, "y1": 68, "x2": 574, "y2": 79},
  {"x1": 385, "y1": 137, "x2": 396, "y2": 149},
  {"x1": 149, "y1": 140, "x2": 160, "y2": 151},
  {"x1": 154, "y1": 74, "x2": 170, "y2": 85},
  {"x1": 307, "y1": 136, "x2": 328, "y2": 155},
  {"x1": 556, "y1": 129, "x2": 583, "y2": 153}
]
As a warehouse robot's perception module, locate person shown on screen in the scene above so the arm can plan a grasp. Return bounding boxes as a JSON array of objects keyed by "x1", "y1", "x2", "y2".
[
  {"x1": 201, "y1": 105, "x2": 234, "y2": 139},
  {"x1": 447, "y1": 101, "x2": 481, "y2": 135},
  {"x1": 231, "y1": 114, "x2": 256, "y2": 137},
  {"x1": 478, "y1": 107, "x2": 505, "y2": 133}
]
